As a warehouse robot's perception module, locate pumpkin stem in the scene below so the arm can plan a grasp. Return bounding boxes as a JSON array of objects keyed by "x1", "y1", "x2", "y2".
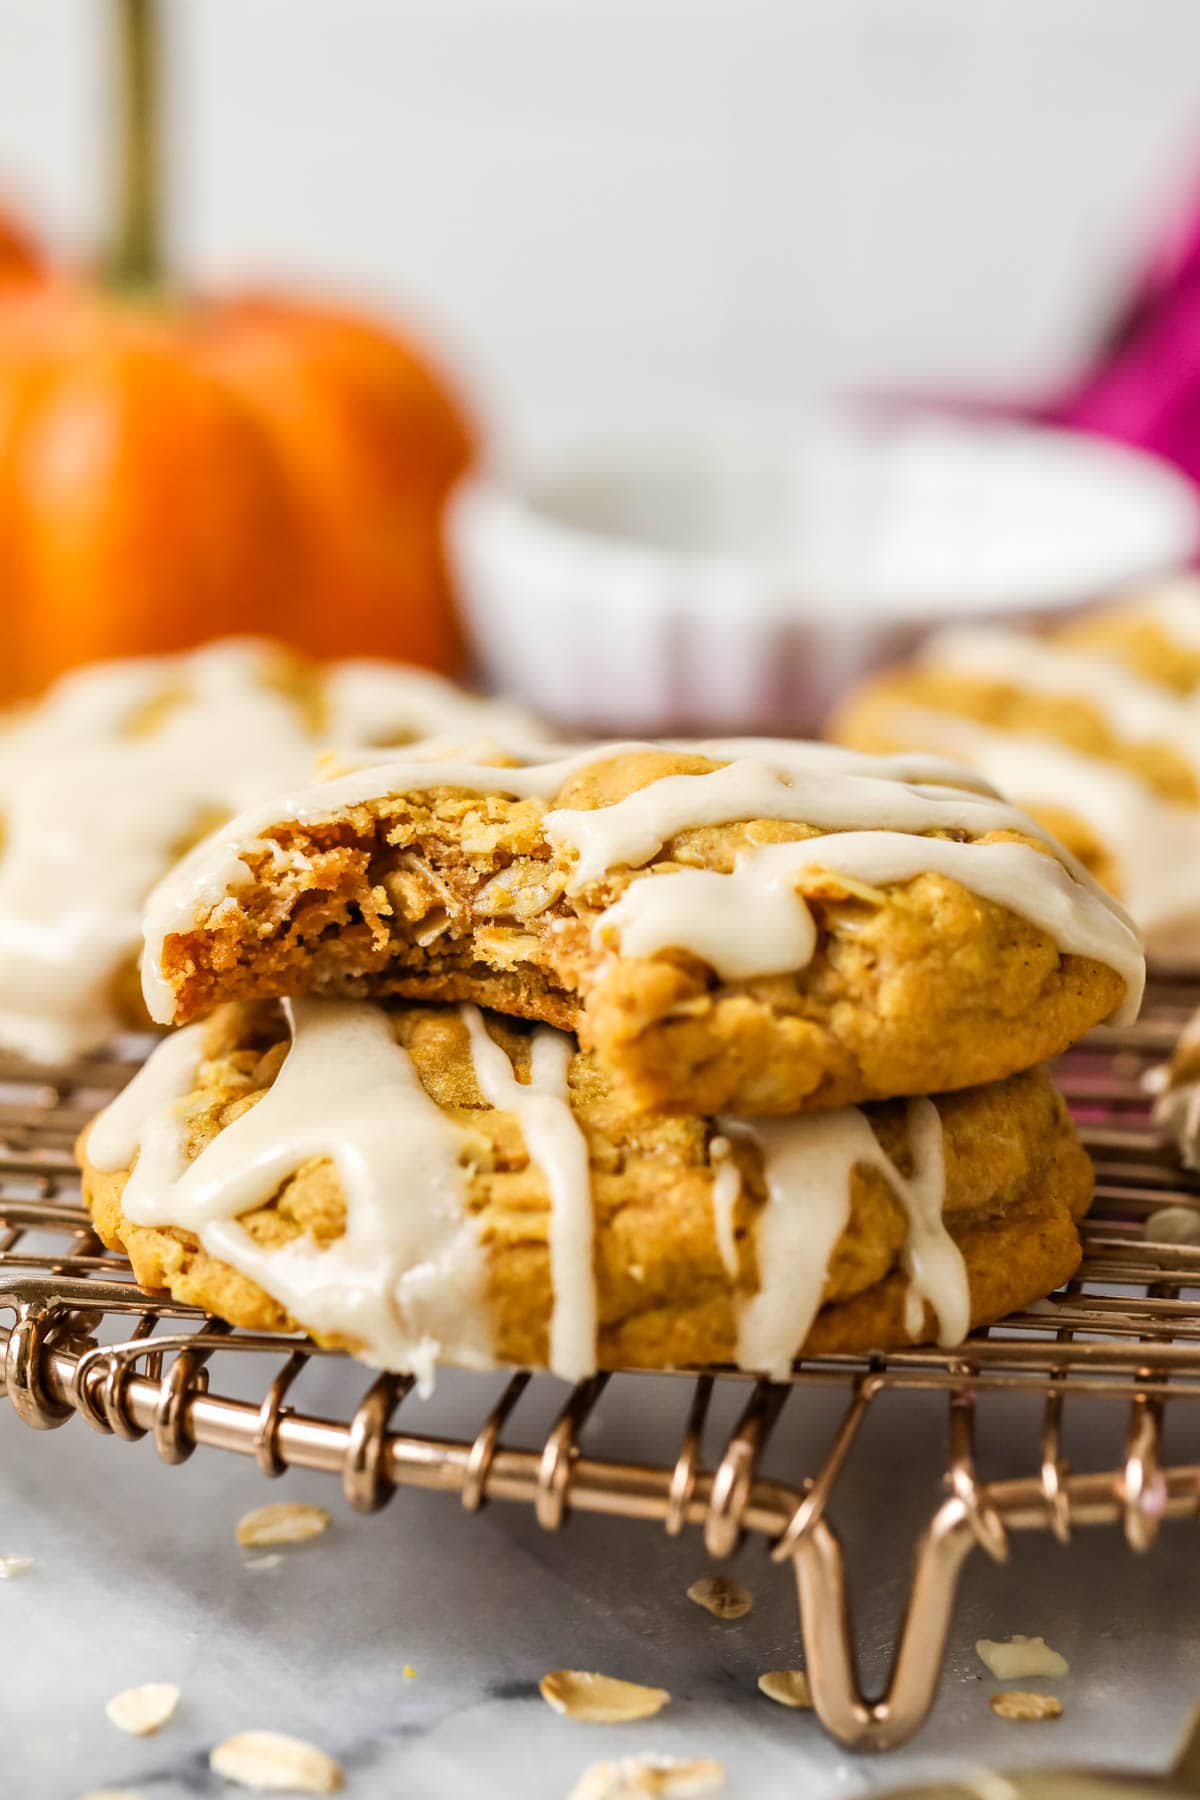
[{"x1": 105, "y1": 0, "x2": 163, "y2": 292}]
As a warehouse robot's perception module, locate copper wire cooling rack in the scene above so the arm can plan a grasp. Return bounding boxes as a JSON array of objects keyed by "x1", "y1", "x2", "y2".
[{"x1": 3, "y1": 981, "x2": 1200, "y2": 1753}]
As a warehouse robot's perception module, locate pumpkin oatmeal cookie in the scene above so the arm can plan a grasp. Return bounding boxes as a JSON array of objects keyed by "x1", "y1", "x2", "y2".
[
  {"x1": 79, "y1": 999, "x2": 1093, "y2": 1382},
  {"x1": 139, "y1": 740, "x2": 1140, "y2": 1117},
  {"x1": 830, "y1": 580, "x2": 1200, "y2": 966}
]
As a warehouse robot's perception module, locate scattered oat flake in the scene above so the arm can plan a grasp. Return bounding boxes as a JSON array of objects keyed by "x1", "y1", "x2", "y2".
[
  {"x1": 540, "y1": 1671, "x2": 671, "y2": 1724},
  {"x1": 989, "y1": 1691, "x2": 1063, "y2": 1722},
  {"x1": 568, "y1": 1754, "x2": 725, "y2": 1798},
  {"x1": 244, "y1": 1554, "x2": 284, "y2": 1573},
  {"x1": 1145, "y1": 1205, "x2": 1200, "y2": 1245},
  {"x1": 105, "y1": 1682, "x2": 181, "y2": 1737},
  {"x1": 975, "y1": 1635, "x2": 1068, "y2": 1681},
  {"x1": 235, "y1": 1502, "x2": 331, "y2": 1549},
  {"x1": 209, "y1": 1730, "x2": 344, "y2": 1793},
  {"x1": 686, "y1": 1576, "x2": 752, "y2": 1620},
  {"x1": 0, "y1": 1556, "x2": 33, "y2": 1579},
  {"x1": 757, "y1": 1670, "x2": 812, "y2": 1709}
]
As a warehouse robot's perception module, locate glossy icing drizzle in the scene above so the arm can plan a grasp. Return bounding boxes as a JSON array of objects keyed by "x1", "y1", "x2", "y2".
[
  {"x1": 88, "y1": 997, "x2": 490, "y2": 1393},
  {"x1": 596, "y1": 830, "x2": 1143, "y2": 1020},
  {"x1": 459, "y1": 1003, "x2": 597, "y2": 1380},
  {"x1": 726, "y1": 1095, "x2": 967, "y2": 1378},
  {"x1": 89, "y1": 996, "x2": 972, "y2": 1385},
  {"x1": 707, "y1": 1135, "x2": 742, "y2": 1280}
]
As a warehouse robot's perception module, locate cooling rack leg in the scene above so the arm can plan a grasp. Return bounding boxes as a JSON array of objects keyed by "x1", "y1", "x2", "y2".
[{"x1": 791, "y1": 1497, "x2": 976, "y2": 1751}]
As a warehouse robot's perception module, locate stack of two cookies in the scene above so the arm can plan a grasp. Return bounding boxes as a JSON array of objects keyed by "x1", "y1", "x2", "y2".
[{"x1": 81, "y1": 741, "x2": 1145, "y2": 1386}]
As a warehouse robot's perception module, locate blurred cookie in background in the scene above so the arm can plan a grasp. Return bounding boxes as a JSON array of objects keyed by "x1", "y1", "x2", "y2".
[
  {"x1": 0, "y1": 640, "x2": 546, "y2": 1062},
  {"x1": 829, "y1": 577, "x2": 1200, "y2": 968}
]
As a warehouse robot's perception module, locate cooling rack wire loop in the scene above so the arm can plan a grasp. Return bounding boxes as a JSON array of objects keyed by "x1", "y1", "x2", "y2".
[{"x1": 4, "y1": 989, "x2": 1200, "y2": 1751}]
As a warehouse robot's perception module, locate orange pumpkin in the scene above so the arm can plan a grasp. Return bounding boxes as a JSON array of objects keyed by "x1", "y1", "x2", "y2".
[
  {"x1": 0, "y1": 204, "x2": 42, "y2": 287},
  {"x1": 0, "y1": 281, "x2": 475, "y2": 694},
  {"x1": 0, "y1": 2, "x2": 476, "y2": 699}
]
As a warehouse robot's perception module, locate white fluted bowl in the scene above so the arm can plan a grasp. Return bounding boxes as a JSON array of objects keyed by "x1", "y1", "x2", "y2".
[{"x1": 449, "y1": 411, "x2": 1200, "y2": 734}]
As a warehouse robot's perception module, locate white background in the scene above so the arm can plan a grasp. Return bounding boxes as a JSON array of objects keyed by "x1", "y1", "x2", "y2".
[{"x1": 3, "y1": 1, "x2": 1200, "y2": 455}]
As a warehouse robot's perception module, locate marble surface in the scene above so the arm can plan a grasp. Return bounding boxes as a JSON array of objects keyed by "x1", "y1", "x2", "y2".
[{"x1": 3, "y1": 1356, "x2": 1200, "y2": 1800}]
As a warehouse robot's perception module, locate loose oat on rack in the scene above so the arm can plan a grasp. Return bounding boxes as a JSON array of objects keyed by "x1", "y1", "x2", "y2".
[
  {"x1": 235, "y1": 1501, "x2": 331, "y2": 1548},
  {"x1": 757, "y1": 1670, "x2": 813, "y2": 1708},
  {"x1": 975, "y1": 1636, "x2": 1069, "y2": 1680},
  {"x1": 104, "y1": 1682, "x2": 180, "y2": 1737},
  {"x1": 989, "y1": 1691, "x2": 1064, "y2": 1722},
  {"x1": 540, "y1": 1671, "x2": 671, "y2": 1724},
  {"x1": 208, "y1": 1729, "x2": 344, "y2": 1793},
  {"x1": 685, "y1": 1576, "x2": 752, "y2": 1620},
  {"x1": 568, "y1": 1755, "x2": 726, "y2": 1798}
]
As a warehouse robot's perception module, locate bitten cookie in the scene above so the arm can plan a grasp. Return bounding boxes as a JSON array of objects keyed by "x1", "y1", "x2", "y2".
[{"x1": 139, "y1": 740, "x2": 1140, "y2": 1116}]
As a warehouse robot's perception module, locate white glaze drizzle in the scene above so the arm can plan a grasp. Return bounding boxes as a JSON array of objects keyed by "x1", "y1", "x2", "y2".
[
  {"x1": 673, "y1": 736, "x2": 1001, "y2": 796},
  {"x1": 708, "y1": 1135, "x2": 742, "y2": 1280},
  {"x1": 1132, "y1": 578, "x2": 1200, "y2": 654},
  {"x1": 0, "y1": 641, "x2": 544, "y2": 1061},
  {"x1": 459, "y1": 1003, "x2": 596, "y2": 1381},
  {"x1": 726, "y1": 1097, "x2": 967, "y2": 1377},
  {"x1": 879, "y1": 706, "x2": 1200, "y2": 968},
  {"x1": 322, "y1": 660, "x2": 548, "y2": 749},
  {"x1": 87, "y1": 998, "x2": 490, "y2": 1392},
  {"x1": 896, "y1": 1097, "x2": 964, "y2": 1343},
  {"x1": 923, "y1": 624, "x2": 1200, "y2": 778},
  {"x1": 141, "y1": 740, "x2": 1140, "y2": 1027},
  {"x1": 543, "y1": 757, "x2": 1070, "y2": 895},
  {"x1": 86, "y1": 1021, "x2": 209, "y2": 1173},
  {"x1": 596, "y1": 832, "x2": 1144, "y2": 1023}
]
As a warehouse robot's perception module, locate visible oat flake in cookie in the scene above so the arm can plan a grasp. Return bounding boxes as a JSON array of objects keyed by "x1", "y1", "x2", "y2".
[
  {"x1": 757, "y1": 1670, "x2": 812, "y2": 1708},
  {"x1": 569, "y1": 1755, "x2": 725, "y2": 1798},
  {"x1": 990, "y1": 1691, "x2": 1063, "y2": 1722},
  {"x1": 235, "y1": 1501, "x2": 331, "y2": 1548},
  {"x1": 104, "y1": 1682, "x2": 180, "y2": 1736},
  {"x1": 686, "y1": 1576, "x2": 752, "y2": 1620},
  {"x1": 209, "y1": 1730, "x2": 344, "y2": 1792},
  {"x1": 540, "y1": 1671, "x2": 671, "y2": 1723}
]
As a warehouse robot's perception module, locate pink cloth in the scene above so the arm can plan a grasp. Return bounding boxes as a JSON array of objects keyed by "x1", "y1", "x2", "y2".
[{"x1": 1048, "y1": 176, "x2": 1200, "y2": 492}]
